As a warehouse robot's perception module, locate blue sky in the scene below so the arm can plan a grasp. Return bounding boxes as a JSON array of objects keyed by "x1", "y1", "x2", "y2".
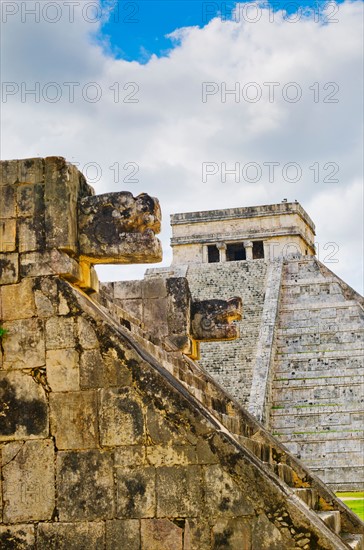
[{"x1": 100, "y1": 0, "x2": 346, "y2": 62}]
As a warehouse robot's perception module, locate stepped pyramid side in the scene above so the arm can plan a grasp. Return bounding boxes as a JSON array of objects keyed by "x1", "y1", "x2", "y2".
[
  {"x1": 0, "y1": 158, "x2": 363, "y2": 549},
  {"x1": 270, "y1": 257, "x2": 364, "y2": 491}
]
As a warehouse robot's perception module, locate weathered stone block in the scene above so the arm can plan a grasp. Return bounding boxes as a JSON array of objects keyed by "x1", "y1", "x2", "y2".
[
  {"x1": 46, "y1": 317, "x2": 75, "y2": 349},
  {"x1": 116, "y1": 467, "x2": 156, "y2": 518},
  {"x1": 114, "y1": 445, "x2": 146, "y2": 467},
  {"x1": 1, "y1": 278, "x2": 35, "y2": 320},
  {"x1": 0, "y1": 253, "x2": 19, "y2": 284},
  {"x1": 141, "y1": 519, "x2": 182, "y2": 550},
  {"x1": 20, "y1": 250, "x2": 82, "y2": 280},
  {"x1": 46, "y1": 349, "x2": 79, "y2": 392},
  {"x1": 99, "y1": 387, "x2": 144, "y2": 447},
  {"x1": 146, "y1": 404, "x2": 182, "y2": 445},
  {"x1": 146, "y1": 444, "x2": 196, "y2": 467},
  {"x1": 18, "y1": 218, "x2": 40, "y2": 252},
  {"x1": 0, "y1": 370, "x2": 48, "y2": 440},
  {"x1": 77, "y1": 316, "x2": 99, "y2": 349},
  {"x1": 0, "y1": 185, "x2": 15, "y2": 218},
  {"x1": 204, "y1": 465, "x2": 254, "y2": 516},
  {"x1": 2, "y1": 318, "x2": 45, "y2": 369},
  {"x1": 17, "y1": 183, "x2": 43, "y2": 217},
  {"x1": 57, "y1": 450, "x2": 114, "y2": 521},
  {"x1": 50, "y1": 391, "x2": 97, "y2": 449},
  {"x1": 106, "y1": 519, "x2": 140, "y2": 550},
  {"x1": 2, "y1": 439, "x2": 55, "y2": 522},
  {"x1": 142, "y1": 278, "x2": 167, "y2": 299},
  {"x1": 79, "y1": 348, "x2": 104, "y2": 388},
  {"x1": 0, "y1": 524, "x2": 35, "y2": 549},
  {"x1": 0, "y1": 218, "x2": 16, "y2": 252},
  {"x1": 37, "y1": 522, "x2": 105, "y2": 550},
  {"x1": 156, "y1": 465, "x2": 202, "y2": 517},
  {"x1": 184, "y1": 519, "x2": 211, "y2": 550},
  {"x1": 211, "y1": 518, "x2": 251, "y2": 550},
  {"x1": 113, "y1": 280, "x2": 142, "y2": 300}
]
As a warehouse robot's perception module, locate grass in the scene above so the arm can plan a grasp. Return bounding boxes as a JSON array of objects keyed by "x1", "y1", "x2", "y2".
[
  {"x1": 0, "y1": 326, "x2": 7, "y2": 339},
  {"x1": 336, "y1": 492, "x2": 364, "y2": 521}
]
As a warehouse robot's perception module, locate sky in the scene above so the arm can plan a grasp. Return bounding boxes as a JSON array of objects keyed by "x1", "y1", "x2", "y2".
[{"x1": 0, "y1": 0, "x2": 363, "y2": 292}]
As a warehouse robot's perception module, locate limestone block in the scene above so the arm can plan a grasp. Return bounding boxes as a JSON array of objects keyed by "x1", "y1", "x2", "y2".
[
  {"x1": 0, "y1": 253, "x2": 19, "y2": 285},
  {"x1": 146, "y1": 444, "x2": 196, "y2": 467},
  {"x1": 0, "y1": 370, "x2": 48, "y2": 441},
  {"x1": 0, "y1": 218, "x2": 16, "y2": 252},
  {"x1": 57, "y1": 450, "x2": 114, "y2": 521},
  {"x1": 1, "y1": 278, "x2": 36, "y2": 320},
  {"x1": 78, "y1": 191, "x2": 162, "y2": 264},
  {"x1": 121, "y1": 298, "x2": 143, "y2": 320},
  {"x1": 143, "y1": 297, "x2": 168, "y2": 337},
  {"x1": 2, "y1": 439, "x2": 55, "y2": 522},
  {"x1": 18, "y1": 158, "x2": 45, "y2": 184},
  {"x1": 113, "y1": 280, "x2": 143, "y2": 300},
  {"x1": 18, "y1": 218, "x2": 40, "y2": 252},
  {"x1": 44, "y1": 157, "x2": 82, "y2": 253},
  {"x1": 99, "y1": 387, "x2": 144, "y2": 447},
  {"x1": 251, "y1": 513, "x2": 285, "y2": 550},
  {"x1": 141, "y1": 519, "x2": 183, "y2": 550},
  {"x1": 50, "y1": 391, "x2": 97, "y2": 449},
  {"x1": 80, "y1": 349, "x2": 104, "y2": 388},
  {"x1": 116, "y1": 467, "x2": 156, "y2": 518},
  {"x1": 204, "y1": 465, "x2": 254, "y2": 516},
  {"x1": 0, "y1": 185, "x2": 15, "y2": 218},
  {"x1": 46, "y1": 349, "x2": 80, "y2": 392},
  {"x1": 142, "y1": 278, "x2": 167, "y2": 299},
  {"x1": 183, "y1": 519, "x2": 212, "y2": 550},
  {"x1": 2, "y1": 318, "x2": 45, "y2": 369},
  {"x1": 17, "y1": 183, "x2": 38, "y2": 217},
  {"x1": 146, "y1": 404, "x2": 182, "y2": 445},
  {"x1": 156, "y1": 465, "x2": 202, "y2": 517},
  {"x1": 211, "y1": 518, "x2": 251, "y2": 550},
  {"x1": 106, "y1": 519, "x2": 140, "y2": 550},
  {"x1": 46, "y1": 317, "x2": 75, "y2": 349},
  {"x1": 37, "y1": 522, "x2": 105, "y2": 550},
  {"x1": 20, "y1": 250, "x2": 82, "y2": 280},
  {"x1": 114, "y1": 445, "x2": 146, "y2": 467},
  {"x1": 0, "y1": 524, "x2": 35, "y2": 549},
  {"x1": 77, "y1": 317, "x2": 99, "y2": 349}
]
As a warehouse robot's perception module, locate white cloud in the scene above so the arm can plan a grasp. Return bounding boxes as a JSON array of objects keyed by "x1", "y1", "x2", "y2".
[{"x1": 1, "y1": 0, "x2": 363, "y2": 292}]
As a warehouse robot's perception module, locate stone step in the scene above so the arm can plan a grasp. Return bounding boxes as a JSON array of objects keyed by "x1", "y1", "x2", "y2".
[
  {"x1": 294, "y1": 487, "x2": 319, "y2": 510},
  {"x1": 273, "y1": 372, "x2": 364, "y2": 384},
  {"x1": 282, "y1": 277, "x2": 337, "y2": 286},
  {"x1": 270, "y1": 405, "x2": 364, "y2": 418},
  {"x1": 341, "y1": 533, "x2": 364, "y2": 549},
  {"x1": 236, "y1": 435, "x2": 272, "y2": 463},
  {"x1": 276, "y1": 348, "x2": 363, "y2": 364},
  {"x1": 276, "y1": 331, "x2": 364, "y2": 348},
  {"x1": 317, "y1": 510, "x2": 341, "y2": 534},
  {"x1": 280, "y1": 300, "x2": 359, "y2": 312},
  {"x1": 274, "y1": 430, "x2": 364, "y2": 442},
  {"x1": 277, "y1": 321, "x2": 364, "y2": 334}
]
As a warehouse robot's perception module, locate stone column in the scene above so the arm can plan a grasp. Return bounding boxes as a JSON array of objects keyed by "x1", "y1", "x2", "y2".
[
  {"x1": 244, "y1": 241, "x2": 253, "y2": 260},
  {"x1": 202, "y1": 245, "x2": 209, "y2": 263},
  {"x1": 217, "y1": 242, "x2": 227, "y2": 262},
  {"x1": 263, "y1": 241, "x2": 270, "y2": 261}
]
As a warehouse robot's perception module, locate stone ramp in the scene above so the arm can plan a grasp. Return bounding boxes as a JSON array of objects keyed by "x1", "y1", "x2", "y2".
[
  {"x1": 270, "y1": 257, "x2": 364, "y2": 491},
  {"x1": 93, "y1": 282, "x2": 364, "y2": 549}
]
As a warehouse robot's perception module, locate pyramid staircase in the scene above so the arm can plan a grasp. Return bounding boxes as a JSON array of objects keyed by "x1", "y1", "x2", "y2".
[{"x1": 270, "y1": 257, "x2": 364, "y2": 491}]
